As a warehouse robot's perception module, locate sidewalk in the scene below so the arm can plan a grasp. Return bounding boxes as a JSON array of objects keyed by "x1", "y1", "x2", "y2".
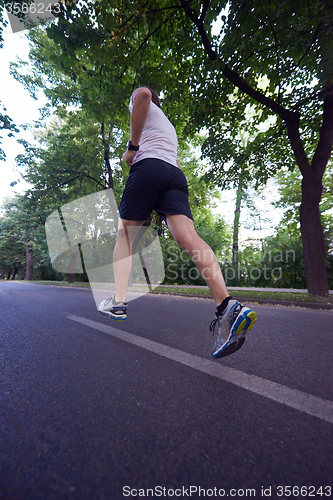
[{"x1": 158, "y1": 285, "x2": 333, "y2": 295}]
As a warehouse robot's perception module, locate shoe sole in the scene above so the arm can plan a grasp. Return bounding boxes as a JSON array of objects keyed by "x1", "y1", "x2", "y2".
[
  {"x1": 214, "y1": 337, "x2": 246, "y2": 359},
  {"x1": 98, "y1": 310, "x2": 127, "y2": 321},
  {"x1": 213, "y1": 310, "x2": 257, "y2": 359},
  {"x1": 233, "y1": 310, "x2": 257, "y2": 337}
]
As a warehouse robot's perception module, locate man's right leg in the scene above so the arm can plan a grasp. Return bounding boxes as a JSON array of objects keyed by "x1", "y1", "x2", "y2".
[
  {"x1": 166, "y1": 214, "x2": 228, "y2": 305},
  {"x1": 166, "y1": 214, "x2": 257, "y2": 358}
]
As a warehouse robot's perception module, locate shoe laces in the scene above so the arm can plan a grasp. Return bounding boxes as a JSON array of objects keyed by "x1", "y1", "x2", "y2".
[
  {"x1": 104, "y1": 295, "x2": 126, "y2": 306},
  {"x1": 209, "y1": 312, "x2": 222, "y2": 335}
]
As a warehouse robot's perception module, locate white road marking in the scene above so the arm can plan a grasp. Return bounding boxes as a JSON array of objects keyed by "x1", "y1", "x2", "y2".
[{"x1": 67, "y1": 314, "x2": 333, "y2": 424}]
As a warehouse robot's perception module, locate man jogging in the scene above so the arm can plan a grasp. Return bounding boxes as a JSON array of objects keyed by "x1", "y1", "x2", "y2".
[{"x1": 99, "y1": 86, "x2": 257, "y2": 358}]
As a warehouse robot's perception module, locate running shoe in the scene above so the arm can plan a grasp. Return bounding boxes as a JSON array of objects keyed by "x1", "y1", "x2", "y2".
[
  {"x1": 98, "y1": 295, "x2": 127, "y2": 320},
  {"x1": 210, "y1": 299, "x2": 257, "y2": 358}
]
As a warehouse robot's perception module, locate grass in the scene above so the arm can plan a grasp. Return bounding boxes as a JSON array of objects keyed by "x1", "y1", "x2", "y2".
[
  {"x1": 21, "y1": 280, "x2": 92, "y2": 288},
  {"x1": 152, "y1": 286, "x2": 333, "y2": 304},
  {"x1": 5, "y1": 280, "x2": 332, "y2": 305}
]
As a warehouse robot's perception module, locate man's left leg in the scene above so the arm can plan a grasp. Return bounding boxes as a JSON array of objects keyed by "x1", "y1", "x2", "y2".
[
  {"x1": 113, "y1": 218, "x2": 146, "y2": 303},
  {"x1": 166, "y1": 214, "x2": 257, "y2": 358},
  {"x1": 98, "y1": 218, "x2": 145, "y2": 320}
]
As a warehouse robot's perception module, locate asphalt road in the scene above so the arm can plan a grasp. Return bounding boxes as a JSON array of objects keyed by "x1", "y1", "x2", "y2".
[{"x1": 0, "y1": 282, "x2": 332, "y2": 500}]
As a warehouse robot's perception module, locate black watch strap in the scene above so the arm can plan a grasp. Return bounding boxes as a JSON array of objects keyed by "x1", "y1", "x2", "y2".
[{"x1": 127, "y1": 140, "x2": 139, "y2": 151}]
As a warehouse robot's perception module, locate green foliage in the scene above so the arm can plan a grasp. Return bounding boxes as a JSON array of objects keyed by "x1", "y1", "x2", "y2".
[
  {"x1": 0, "y1": 0, "x2": 8, "y2": 48},
  {"x1": 34, "y1": 2, "x2": 332, "y2": 197},
  {"x1": 0, "y1": 195, "x2": 39, "y2": 279},
  {"x1": 221, "y1": 231, "x2": 306, "y2": 289},
  {"x1": 0, "y1": 101, "x2": 19, "y2": 161},
  {"x1": 13, "y1": 2, "x2": 332, "y2": 186},
  {"x1": 4, "y1": 0, "x2": 333, "y2": 292},
  {"x1": 15, "y1": 108, "x2": 127, "y2": 203},
  {"x1": 0, "y1": 214, "x2": 26, "y2": 278}
]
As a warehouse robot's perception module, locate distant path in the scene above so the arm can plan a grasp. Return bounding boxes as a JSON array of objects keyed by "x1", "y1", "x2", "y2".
[{"x1": 159, "y1": 284, "x2": 333, "y2": 294}]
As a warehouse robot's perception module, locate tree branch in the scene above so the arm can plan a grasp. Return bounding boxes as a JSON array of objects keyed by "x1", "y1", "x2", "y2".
[
  {"x1": 221, "y1": 64, "x2": 293, "y2": 121},
  {"x1": 114, "y1": 3, "x2": 180, "y2": 38},
  {"x1": 133, "y1": 11, "x2": 156, "y2": 89},
  {"x1": 295, "y1": 19, "x2": 324, "y2": 70},
  {"x1": 116, "y1": 9, "x2": 177, "y2": 83},
  {"x1": 199, "y1": 0, "x2": 210, "y2": 22},
  {"x1": 260, "y1": 5, "x2": 281, "y2": 103},
  {"x1": 179, "y1": 0, "x2": 217, "y2": 60},
  {"x1": 284, "y1": 112, "x2": 311, "y2": 177},
  {"x1": 292, "y1": 83, "x2": 333, "y2": 111},
  {"x1": 242, "y1": 43, "x2": 280, "y2": 64},
  {"x1": 179, "y1": 0, "x2": 298, "y2": 123},
  {"x1": 85, "y1": 174, "x2": 106, "y2": 189},
  {"x1": 32, "y1": 175, "x2": 81, "y2": 193},
  {"x1": 101, "y1": 122, "x2": 114, "y2": 189},
  {"x1": 311, "y1": 85, "x2": 333, "y2": 179}
]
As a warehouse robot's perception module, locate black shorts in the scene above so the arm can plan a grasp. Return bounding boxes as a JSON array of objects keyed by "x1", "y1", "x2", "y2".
[{"x1": 119, "y1": 158, "x2": 193, "y2": 222}]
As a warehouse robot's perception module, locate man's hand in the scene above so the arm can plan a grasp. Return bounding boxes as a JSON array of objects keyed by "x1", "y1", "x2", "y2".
[{"x1": 122, "y1": 149, "x2": 137, "y2": 166}]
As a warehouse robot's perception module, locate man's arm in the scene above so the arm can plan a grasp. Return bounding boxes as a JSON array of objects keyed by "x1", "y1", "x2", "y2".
[{"x1": 122, "y1": 87, "x2": 152, "y2": 166}]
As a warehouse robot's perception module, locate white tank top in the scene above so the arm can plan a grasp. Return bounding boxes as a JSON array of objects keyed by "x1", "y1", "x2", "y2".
[{"x1": 129, "y1": 95, "x2": 178, "y2": 167}]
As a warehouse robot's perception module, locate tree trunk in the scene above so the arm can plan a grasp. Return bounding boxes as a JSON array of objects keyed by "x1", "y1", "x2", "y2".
[
  {"x1": 232, "y1": 176, "x2": 243, "y2": 284},
  {"x1": 24, "y1": 244, "x2": 34, "y2": 280},
  {"x1": 67, "y1": 250, "x2": 78, "y2": 283},
  {"x1": 285, "y1": 87, "x2": 333, "y2": 296},
  {"x1": 12, "y1": 267, "x2": 18, "y2": 280},
  {"x1": 17, "y1": 266, "x2": 24, "y2": 280},
  {"x1": 300, "y1": 175, "x2": 328, "y2": 295},
  {"x1": 67, "y1": 273, "x2": 75, "y2": 283},
  {"x1": 101, "y1": 123, "x2": 119, "y2": 222}
]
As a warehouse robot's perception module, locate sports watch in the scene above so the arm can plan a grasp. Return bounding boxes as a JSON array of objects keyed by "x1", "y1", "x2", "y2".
[{"x1": 127, "y1": 140, "x2": 139, "y2": 151}]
